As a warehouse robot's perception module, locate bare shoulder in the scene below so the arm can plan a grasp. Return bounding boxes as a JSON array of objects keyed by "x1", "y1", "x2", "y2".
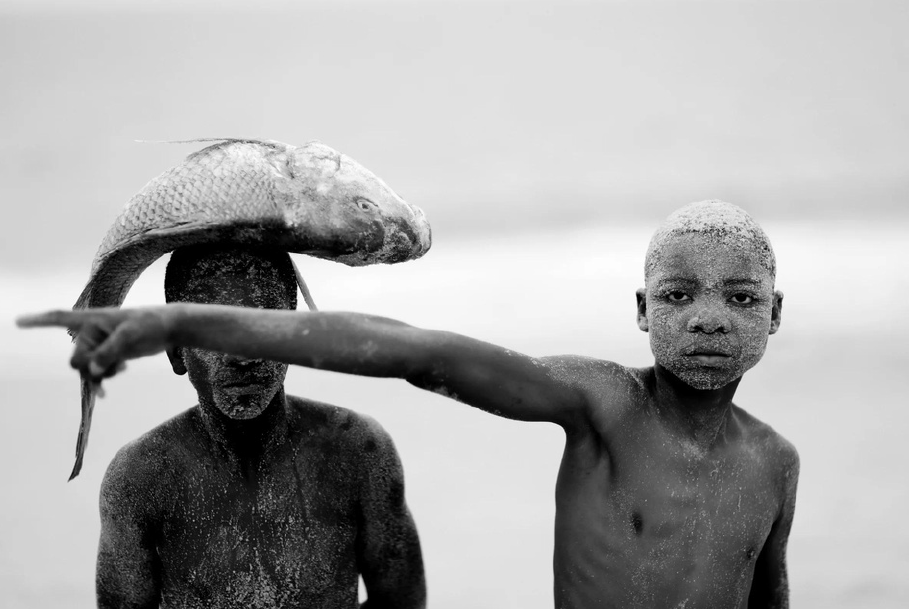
[
  {"x1": 285, "y1": 395, "x2": 400, "y2": 463},
  {"x1": 541, "y1": 355, "x2": 651, "y2": 420},
  {"x1": 541, "y1": 355, "x2": 646, "y2": 393},
  {"x1": 101, "y1": 408, "x2": 198, "y2": 518},
  {"x1": 731, "y1": 405, "x2": 800, "y2": 492}
]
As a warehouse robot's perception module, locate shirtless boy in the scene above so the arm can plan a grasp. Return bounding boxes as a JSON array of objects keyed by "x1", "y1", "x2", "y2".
[
  {"x1": 21, "y1": 200, "x2": 799, "y2": 608},
  {"x1": 79, "y1": 244, "x2": 426, "y2": 608}
]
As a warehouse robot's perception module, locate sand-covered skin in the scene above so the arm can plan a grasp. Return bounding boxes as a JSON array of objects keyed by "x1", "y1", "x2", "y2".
[
  {"x1": 640, "y1": 200, "x2": 781, "y2": 390},
  {"x1": 645, "y1": 200, "x2": 776, "y2": 282},
  {"x1": 164, "y1": 245, "x2": 297, "y2": 420},
  {"x1": 94, "y1": 245, "x2": 425, "y2": 608}
]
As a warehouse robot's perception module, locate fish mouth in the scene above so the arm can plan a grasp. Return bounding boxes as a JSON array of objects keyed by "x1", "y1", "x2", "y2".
[{"x1": 384, "y1": 215, "x2": 432, "y2": 261}]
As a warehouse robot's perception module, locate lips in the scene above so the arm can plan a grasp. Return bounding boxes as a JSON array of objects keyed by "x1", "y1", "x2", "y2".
[
  {"x1": 219, "y1": 376, "x2": 266, "y2": 392},
  {"x1": 683, "y1": 341, "x2": 732, "y2": 355},
  {"x1": 683, "y1": 346, "x2": 733, "y2": 366},
  {"x1": 687, "y1": 354, "x2": 730, "y2": 366}
]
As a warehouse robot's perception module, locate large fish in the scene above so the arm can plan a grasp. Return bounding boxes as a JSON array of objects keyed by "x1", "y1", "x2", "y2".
[{"x1": 67, "y1": 138, "x2": 432, "y2": 480}]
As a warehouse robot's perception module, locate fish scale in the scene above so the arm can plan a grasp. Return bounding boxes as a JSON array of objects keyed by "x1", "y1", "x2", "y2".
[{"x1": 66, "y1": 138, "x2": 431, "y2": 479}]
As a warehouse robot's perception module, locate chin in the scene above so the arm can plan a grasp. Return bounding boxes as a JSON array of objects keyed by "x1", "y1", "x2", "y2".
[
  {"x1": 681, "y1": 375, "x2": 736, "y2": 391},
  {"x1": 213, "y1": 391, "x2": 274, "y2": 420},
  {"x1": 221, "y1": 406, "x2": 269, "y2": 420},
  {"x1": 667, "y1": 365, "x2": 741, "y2": 391}
]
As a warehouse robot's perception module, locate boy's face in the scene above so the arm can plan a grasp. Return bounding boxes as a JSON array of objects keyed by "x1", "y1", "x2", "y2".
[
  {"x1": 171, "y1": 266, "x2": 291, "y2": 420},
  {"x1": 636, "y1": 232, "x2": 782, "y2": 390}
]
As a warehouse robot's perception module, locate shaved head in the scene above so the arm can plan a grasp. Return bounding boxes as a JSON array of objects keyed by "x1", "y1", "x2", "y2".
[{"x1": 644, "y1": 200, "x2": 776, "y2": 283}]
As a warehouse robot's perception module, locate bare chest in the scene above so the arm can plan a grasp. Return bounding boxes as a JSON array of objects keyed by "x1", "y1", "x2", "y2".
[
  {"x1": 553, "y1": 426, "x2": 780, "y2": 607},
  {"x1": 155, "y1": 454, "x2": 360, "y2": 607}
]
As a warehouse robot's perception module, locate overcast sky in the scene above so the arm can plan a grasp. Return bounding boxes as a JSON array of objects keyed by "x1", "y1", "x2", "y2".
[{"x1": 1, "y1": 0, "x2": 906, "y2": 271}]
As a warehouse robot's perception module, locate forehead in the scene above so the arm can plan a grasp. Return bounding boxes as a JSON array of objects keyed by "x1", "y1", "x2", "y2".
[
  {"x1": 645, "y1": 200, "x2": 775, "y2": 279},
  {"x1": 181, "y1": 260, "x2": 292, "y2": 309},
  {"x1": 648, "y1": 232, "x2": 774, "y2": 288}
]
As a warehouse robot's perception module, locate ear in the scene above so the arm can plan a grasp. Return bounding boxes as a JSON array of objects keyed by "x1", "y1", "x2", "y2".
[
  {"x1": 636, "y1": 288, "x2": 649, "y2": 332},
  {"x1": 769, "y1": 290, "x2": 783, "y2": 335},
  {"x1": 166, "y1": 346, "x2": 187, "y2": 375}
]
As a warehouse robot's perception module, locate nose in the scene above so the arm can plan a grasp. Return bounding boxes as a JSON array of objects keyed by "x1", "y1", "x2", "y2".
[{"x1": 687, "y1": 305, "x2": 730, "y2": 334}]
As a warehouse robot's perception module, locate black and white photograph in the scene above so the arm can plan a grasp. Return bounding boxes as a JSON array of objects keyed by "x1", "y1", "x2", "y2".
[{"x1": 2, "y1": 1, "x2": 907, "y2": 607}]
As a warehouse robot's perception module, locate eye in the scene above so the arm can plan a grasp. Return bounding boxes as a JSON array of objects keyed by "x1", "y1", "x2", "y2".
[
  {"x1": 355, "y1": 197, "x2": 376, "y2": 211},
  {"x1": 729, "y1": 293, "x2": 754, "y2": 305},
  {"x1": 666, "y1": 291, "x2": 690, "y2": 302}
]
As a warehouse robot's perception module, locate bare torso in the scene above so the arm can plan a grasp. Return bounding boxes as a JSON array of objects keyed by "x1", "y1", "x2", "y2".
[
  {"x1": 551, "y1": 360, "x2": 788, "y2": 609},
  {"x1": 100, "y1": 395, "x2": 414, "y2": 609}
]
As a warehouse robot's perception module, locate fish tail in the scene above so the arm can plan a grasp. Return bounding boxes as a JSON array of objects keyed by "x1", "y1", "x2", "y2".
[
  {"x1": 73, "y1": 282, "x2": 92, "y2": 310},
  {"x1": 68, "y1": 283, "x2": 94, "y2": 340},
  {"x1": 69, "y1": 374, "x2": 97, "y2": 481},
  {"x1": 291, "y1": 259, "x2": 318, "y2": 312}
]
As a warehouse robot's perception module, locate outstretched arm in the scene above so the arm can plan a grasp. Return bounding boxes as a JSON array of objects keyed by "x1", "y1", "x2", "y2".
[
  {"x1": 748, "y1": 447, "x2": 800, "y2": 608},
  {"x1": 18, "y1": 305, "x2": 590, "y2": 427}
]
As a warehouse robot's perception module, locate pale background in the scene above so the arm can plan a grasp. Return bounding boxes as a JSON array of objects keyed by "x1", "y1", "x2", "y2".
[{"x1": 1, "y1": 1, "x2": 907, "y2": 608}]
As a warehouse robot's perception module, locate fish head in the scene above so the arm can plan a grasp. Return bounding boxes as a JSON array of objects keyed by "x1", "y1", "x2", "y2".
[{"x1": 282, "y1": 141, "x2": 432, "y2": 265}]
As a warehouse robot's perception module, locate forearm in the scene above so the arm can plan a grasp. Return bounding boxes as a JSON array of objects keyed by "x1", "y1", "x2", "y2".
[{"x1": 167, "y1": 304, "x2": 424, "y2": 379}]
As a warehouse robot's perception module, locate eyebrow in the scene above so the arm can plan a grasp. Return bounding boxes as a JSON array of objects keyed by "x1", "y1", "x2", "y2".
[
  {"x1": 654, "y1": 277, "x2": 697, "y2": 285},
  {"x1": 653, "y1": 277, "x2": 766, "y2": 290}
]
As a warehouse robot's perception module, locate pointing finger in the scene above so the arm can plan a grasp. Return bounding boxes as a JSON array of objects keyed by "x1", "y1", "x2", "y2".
[{"x1": 16, "y1": 310, "x2": 88, "y2": 330}]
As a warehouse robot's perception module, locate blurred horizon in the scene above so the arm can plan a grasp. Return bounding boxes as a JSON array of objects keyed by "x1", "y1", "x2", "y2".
[{"x1": 2, "y1": 0, "x2": 907, "y2": 272}]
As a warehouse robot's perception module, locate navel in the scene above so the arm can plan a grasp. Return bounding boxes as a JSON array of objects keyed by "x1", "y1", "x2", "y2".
[{"x1": 630, "y1": 511, "x2": 644, "y2": 535}]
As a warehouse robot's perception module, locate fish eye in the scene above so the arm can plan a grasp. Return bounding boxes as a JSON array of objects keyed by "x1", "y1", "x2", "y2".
[
  {"x1": 355, "y1": 197, "x2": 376, "y2": 211},
  {"x1": 667, "y1": 291, "x2": 690, "y2": 302},
  {"x1": 730, "y1": 293, "x2": 754, "y2": 305}
]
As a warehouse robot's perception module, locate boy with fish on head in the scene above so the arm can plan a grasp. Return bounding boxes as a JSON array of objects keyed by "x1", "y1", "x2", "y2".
[
  {"x1": 20, "y1": 139, "x2": 799, "y2": 609},
  {"x1": 26, "y1": 139, "x2": 432, "y2": 609}
]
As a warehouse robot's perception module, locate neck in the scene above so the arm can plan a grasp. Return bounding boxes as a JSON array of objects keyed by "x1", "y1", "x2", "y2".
[
  {"x1": 651, "y1": 364, "x2": 740, "y2": 451},
  {"x1": 197, "y1": 388, "x2": 289, "y2": 476}
]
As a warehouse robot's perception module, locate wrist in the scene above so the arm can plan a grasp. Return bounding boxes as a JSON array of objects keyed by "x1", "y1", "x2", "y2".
[{"x1": 163, "y1": 303, "x2": 190, "y2": 347}]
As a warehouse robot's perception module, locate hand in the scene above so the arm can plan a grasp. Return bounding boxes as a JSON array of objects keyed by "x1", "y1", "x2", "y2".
[{"x1": 16, "y1": 307, "x2": 175, "y2": 380}]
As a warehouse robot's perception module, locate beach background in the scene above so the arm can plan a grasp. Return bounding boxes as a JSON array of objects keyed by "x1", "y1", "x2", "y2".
[{"x1": 1, "y1": 1, "x2": 907, "y2": 607}]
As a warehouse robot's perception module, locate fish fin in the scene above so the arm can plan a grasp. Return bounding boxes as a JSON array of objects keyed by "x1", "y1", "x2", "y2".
[
  {"x1": 134, "y1": 137, "x2": 293, "y2": 148},
  {"x1": 69, "y1": 374, "x2": 98, "y2": 481},
  {"x1": 291, "y1": 259, "x2": 318, "y2": 312},
  {"x1": 135, "y1": 137, "x2": 245, "y2": 144}
]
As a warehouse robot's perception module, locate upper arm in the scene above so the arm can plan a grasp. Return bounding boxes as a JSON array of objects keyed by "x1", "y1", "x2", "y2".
[
  {"x1": 96, "y1": 444, "x2": 162, "y2": 609},
  {"x1": 355, "y1": 420, "x2": 425, "y2": 609},
  {"x1": 749, "y1": 441, "x2": 800, "y2": 609},
  {"x1": 403, "y1": 329, "x2": 591, "y2": 428}
]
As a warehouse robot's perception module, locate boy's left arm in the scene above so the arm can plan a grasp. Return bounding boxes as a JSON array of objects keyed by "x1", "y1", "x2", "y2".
[
  {"x1": 748, "y1": 444, "x2": 800, "y2": 609},
  {"x1": 356, "y1": 421, "x2": 426, "y2": 609}
]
